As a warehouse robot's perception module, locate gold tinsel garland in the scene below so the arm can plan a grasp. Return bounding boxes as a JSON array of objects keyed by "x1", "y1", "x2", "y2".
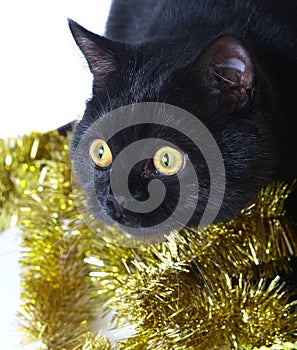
[{"x1": 0, "y1": 131, "x2": 297, "y2": 349}]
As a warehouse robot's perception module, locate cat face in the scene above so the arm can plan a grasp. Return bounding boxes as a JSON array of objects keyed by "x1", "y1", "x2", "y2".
[{"x1": 69, "y1": 20, "x2": 274, "y2": 233}]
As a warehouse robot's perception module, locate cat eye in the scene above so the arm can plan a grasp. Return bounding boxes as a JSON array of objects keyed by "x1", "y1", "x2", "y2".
[
  {"x1": 153, "y1": 146, "x2": 184, "y2": 176},
  {"x1": 89, "y1": 139, "x2": 113, "y2": 167}
]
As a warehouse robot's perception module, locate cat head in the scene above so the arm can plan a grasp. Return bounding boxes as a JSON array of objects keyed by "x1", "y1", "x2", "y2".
[{"x1": 69, "y1": 20, "x2": 274, "y2": 235}]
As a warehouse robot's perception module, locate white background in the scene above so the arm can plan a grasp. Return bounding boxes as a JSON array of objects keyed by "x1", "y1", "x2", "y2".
[
  {"x1": 0, "y1": 1, "x2": 112, "y2": 348},
  {"x1": 0, "y1": 0, "x2": 112, "y2": 137}
]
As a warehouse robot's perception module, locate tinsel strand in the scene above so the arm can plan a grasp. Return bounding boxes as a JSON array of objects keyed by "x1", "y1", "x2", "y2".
[{"x1": 0, "y1": 131, "x2": 297, "y2": 349}]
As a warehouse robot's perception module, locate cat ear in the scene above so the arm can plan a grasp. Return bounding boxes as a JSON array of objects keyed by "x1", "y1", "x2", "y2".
[
  {"x1": 199, "y1": 36, "x2": 254, "y2": 107},
  {"x1": 68, "y1": 19, "x2": 116, "y2": 78}
]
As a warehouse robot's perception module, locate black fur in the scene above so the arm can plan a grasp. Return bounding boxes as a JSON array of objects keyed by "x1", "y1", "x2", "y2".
[{"x1": 69, "y1": 0, "x2": 297, "y2": 230}]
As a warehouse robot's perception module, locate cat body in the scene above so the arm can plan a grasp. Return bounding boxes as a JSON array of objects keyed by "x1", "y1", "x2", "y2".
[{"x1": 69, "y1": 0, "x2": 297, "y2": 230}]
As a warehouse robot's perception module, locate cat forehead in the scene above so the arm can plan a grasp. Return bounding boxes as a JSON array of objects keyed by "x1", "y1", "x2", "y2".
[
  {"x1": 117, "y1": 44, "x2": 194, "y2": 99},
  {"x1": 134, "y1": 39, "x2": 199, "y2": 70}
]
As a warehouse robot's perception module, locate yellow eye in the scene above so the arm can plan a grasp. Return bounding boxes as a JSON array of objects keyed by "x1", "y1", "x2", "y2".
[
  {"x1": 89, "y1": 139, "x2": 113, "y2": 167},
  {"x1": 153, "y1": 146, "x2": 184, "y2": 176}
]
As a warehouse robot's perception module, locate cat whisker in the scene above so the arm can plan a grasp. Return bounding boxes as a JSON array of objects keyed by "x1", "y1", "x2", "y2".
[
  {"x1": 61, "y1": 234, "x2": 82, "y2": 266},
  {"x1": 159, "y1": 206, "x2": 198, "y2": 234},
  {"x1": 102, "y1": 80, "x2": 113, "y2": 112},
  {"x1": 191, "y1": 258, "x2": 213, "y2": 295}
]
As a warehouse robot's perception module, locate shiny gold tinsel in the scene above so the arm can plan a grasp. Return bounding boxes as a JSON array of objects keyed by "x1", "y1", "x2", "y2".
[{"x1": 0, "y1": 131, "x2": 297, "y2": 349}]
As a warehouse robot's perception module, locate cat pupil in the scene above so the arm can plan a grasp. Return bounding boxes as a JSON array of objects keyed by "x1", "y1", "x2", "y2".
[
  {"x1": 162, "y1": 153, "x2": 169, "y2": 167},
  {"x1": 98, "y1": 146, "x2": 104, "y2": 158}
]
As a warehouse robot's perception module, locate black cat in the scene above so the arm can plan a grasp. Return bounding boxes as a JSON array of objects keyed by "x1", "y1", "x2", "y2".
[{"x1": 69, "y1": 0, "x2": 297, "y2": 232}]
